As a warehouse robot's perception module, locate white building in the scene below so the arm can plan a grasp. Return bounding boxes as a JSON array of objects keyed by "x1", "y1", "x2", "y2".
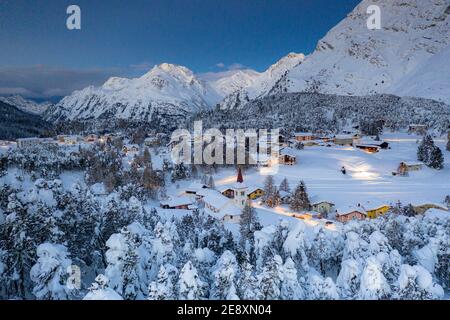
[{"x1": 16, "y1": 137, "x2": 56, "y2": 149}]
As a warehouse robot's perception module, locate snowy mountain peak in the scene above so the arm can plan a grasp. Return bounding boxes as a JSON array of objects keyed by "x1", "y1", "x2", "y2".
[
  {"x1": 0, "y1": 95, "x2": 52, "y2": 115},
  {"x1": 266, "y1": 52, "x2": 305, "y2": 76},
  {"x1": 46, "y1": 62, "x2": 220, "y2": 123},
  {"x1": 279, "y1": 0, "x2": 450, "y2": 104},
  {"x1": 218, "y1": 52, "x2": 305, "y2": 110}
]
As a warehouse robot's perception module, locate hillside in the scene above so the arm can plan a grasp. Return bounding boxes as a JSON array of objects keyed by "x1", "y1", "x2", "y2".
[{"x1": 0, "y1": 101, "x2": 53, "y2": 140}]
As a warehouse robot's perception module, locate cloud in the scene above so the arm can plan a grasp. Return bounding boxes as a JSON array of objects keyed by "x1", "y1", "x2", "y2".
[
  {"x1": 129, "y1": 62, "x2": 154, "y2": 72},
  {"x1": 0, "y1": 65, "x2": 125, "y2": 99},
  {"x1": 227, "y1": 63, "x2": 246, "y2": 70},
  {"x1": 215, "y1": 62, "x2": 247, "y2": 70}
]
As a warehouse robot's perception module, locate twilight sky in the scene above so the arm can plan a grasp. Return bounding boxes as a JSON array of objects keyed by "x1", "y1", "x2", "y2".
[{"x1": 0, "y1": 0, "x2": 360, "y2": 100}]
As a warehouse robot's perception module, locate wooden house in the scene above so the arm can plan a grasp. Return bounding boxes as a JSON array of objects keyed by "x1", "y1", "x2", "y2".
[
  {"x1": 397, "y1": 161, "x2": 423, "y2": 175},
  {"x1": 361, "y1": 202, "x2": 390, "y2": 219},
  {"x1": 160, "y1": 197, "x2": 194, "y2": 210},
  {"x1": 279, "y1": 147, "x2": 297, "y2": 165},
  {"x1": 184, "y1": 182, "x2": 208, "y2": 195},
  {"x1": 335, "y1": 207, "x2": 367, "y2": 223},
  {"x1": 294, "y1": 132, "x2": 315, "y2": 142},
  {"x1": 311, "y1": 201, "x2": 335, "y2": 215},
  {"x1": 84, "y1": 134, "x2": 98, "y2": 143},
  {"x1": 122, "y1": 144, "x2": 140, "y2": 154},
  {"x1": 247, "y1": 187, "x2": 264, "y2": 200},
  {"x1": 333, "y1": 135, "x2": 355, "y2": 146},
  {"x1": 408, "y1": 124, "x2": 427, "y2": 135},
  {"x1": 355, "y1": 144, "x2": 380, "y2": 153}
]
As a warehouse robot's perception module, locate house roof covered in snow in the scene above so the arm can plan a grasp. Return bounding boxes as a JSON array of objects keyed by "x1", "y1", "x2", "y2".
[
  {"x1": 204, "y1": 200, "x2": 242, "y2": 220},
  {"x1": 335, "y1": 205, "x2": 367, "y2": 216},
  {"x1": 160, "y1": 196, "x2": 194, "y2": 208},
  {"x1": 280, "y1": 147, "x2": 297, "y2": 157},
  {"x1": 334, "y1": 134, "x2": 354, "y2": 139},
  {"x1": 203, "y1": 191, "x2": 233, "y2": 211},
  {"x1": 185, "y1": 182, "x2": 208, "y2": 193},
  {"x1": 294, "y1": 132, "x2": 314, "y2": 137}
]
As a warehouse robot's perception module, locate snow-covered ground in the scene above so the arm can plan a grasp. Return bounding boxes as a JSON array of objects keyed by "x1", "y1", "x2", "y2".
[
  {"x1": 179, "y1": 132, "x2": 449, "y2": 226},
  {"x1": 218, "y1": 133, "x2": 448, "y2": 205}
]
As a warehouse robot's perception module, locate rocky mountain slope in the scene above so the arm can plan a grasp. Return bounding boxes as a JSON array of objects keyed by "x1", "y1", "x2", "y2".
[
  {"x1": 0, "y1": 101, "x2": 53, "y2": 140},
  {"x1": 0, "y1": 95, "x2": 52, "y2": 115},
  {"x1": 45, "y1": 63, "x2": 222, "y2": 122},
  {"x1": 273, "y1": 0, "x2": 450, "y2": 104},
  {"x1": 218, "y1": 53, "x2": 305, "y2": 110}
]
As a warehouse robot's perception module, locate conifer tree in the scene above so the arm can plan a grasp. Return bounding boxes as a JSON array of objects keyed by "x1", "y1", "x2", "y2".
[
  {"x1": 148, "y1": 265, "x2": 175, "y2": 300},
  {"x1": 177, "y1": 261, "x2": 206, "y2": 300},
  {"x1": 279, "y1": 177, "x2": 290, "y2": 193},
  {"x1": 239, "y1": 202, "x2": 261, "y2": 262},
  {"x1": 289, "y1": 181, "x2": 311, "y2": 212},
  {"x1": 30, "y1": 243, "x2": 72, "y2": 300}
]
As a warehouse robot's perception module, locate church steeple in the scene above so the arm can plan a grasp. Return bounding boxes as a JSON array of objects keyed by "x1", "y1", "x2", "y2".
[{"x1": 237, "y1": 167, "x2": 243, "y2": 183}]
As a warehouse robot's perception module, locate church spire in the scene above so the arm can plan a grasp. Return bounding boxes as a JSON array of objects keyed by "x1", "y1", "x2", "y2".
[{"x1": 237, "y1": 167, "x2": 243, "y2": 183}]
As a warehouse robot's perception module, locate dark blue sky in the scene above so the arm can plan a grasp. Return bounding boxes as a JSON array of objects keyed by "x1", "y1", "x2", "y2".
[{"x1": 0, "y1": 0, "x2": 361, "y2": 99}]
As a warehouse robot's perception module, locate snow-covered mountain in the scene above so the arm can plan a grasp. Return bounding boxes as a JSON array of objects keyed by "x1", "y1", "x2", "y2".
[
  {"x1": 46, "y1": 53, "x2": 305, "y2": 122},
  {"x1": 45, "y1": 63, "x2": 222, "y2": 122},
  {"x1": 218, "y1": 53, "x2": 305, "y2": 110},
  {"x1": 0, "y1": 95, "x2": 52, "y2": 115},
  {"x1": 275, "y1": 0, "x2": 450, "y2": 104},
  {"x1": 207, "y1": 69, "x2": 261, "y2": 97}
]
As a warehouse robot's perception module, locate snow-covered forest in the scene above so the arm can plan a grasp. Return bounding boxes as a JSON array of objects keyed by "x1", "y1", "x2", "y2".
[{"x1": 196, "y1": 93, "x2": 450, "y2": 135}]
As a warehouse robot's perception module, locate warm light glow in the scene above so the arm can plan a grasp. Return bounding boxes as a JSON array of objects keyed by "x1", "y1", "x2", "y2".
[{"x1": 346, "y1": 163, "x2": 380, "y2": 181}]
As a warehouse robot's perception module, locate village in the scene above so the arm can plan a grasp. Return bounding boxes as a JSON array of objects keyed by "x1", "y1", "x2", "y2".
[{"x1": 1, "y1": 123, "x2": 448, "y2": 230}]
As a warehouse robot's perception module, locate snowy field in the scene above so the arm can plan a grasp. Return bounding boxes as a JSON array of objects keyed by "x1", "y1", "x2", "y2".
[
  {"x1": 214, "y1": 133, "x2": 449, "y2": 205},
  {"x1": 171, "y1": 132, "x2": 449, "y2": 227}
]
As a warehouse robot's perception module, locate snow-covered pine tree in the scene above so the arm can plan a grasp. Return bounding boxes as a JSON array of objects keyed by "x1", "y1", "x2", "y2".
[
  {"x1": 289, "y1": 181, "x2": 310, "y2": 212},
  {"x1": 148, "y1": 264, "x2": 175, "y2": 300},
  {"x1": 30, "y1": 243, "x2": 72, "y2": 300},
  {"x1": 207, "y1": 175, "x2": 216, "y2": 189},
  {"x1": 358, "y1": 257, "x2": 391, "y2": 300},
  {"x1": 309, "y1": 226, "x2": 341, "y2": 275},
  {"x1": 262, "y1": 175, "x2": 275, "y2": 197},
  {"x1": 336, "y1": 259, "x2": 361, "y2": 299},
  {"x1": 152, "y1": 221, "x2": 178, "y2": 268},
  {"x1": 262, "y1": 175, "x2": 279, "y2": 207},
  {"x1": 239, "y1": 202, "x2": 261, "y2": 262},
  {"x1": 210, "y1": 251, "x2": 239, "y2": 300},
  {"x1": 417, "y1": 134, "x2": 434, "y2": 163},
  {"x1": 394, "y1": 265, "x2": 444, "y2": 300},
  {"x1": 83, "y1": 274, "x2": 123, "y2": 300},
  {"x1": 171, "y1": 163, "x2": 189, "y2": 182},
  {"x1": 143, "y1": 147, "x2": 152, "y2": 166},
  {"x1": 258, "y1": 255, "x2": 283, "y2": 300},
  {"x1": 417, "y1": 135, "x2": 444, "y2": 169},
  {"x1": 177, "y1": 261, "x2": 206, "y2": 300},
  {"x1": 307, "y1": 274, "x2": 340, "y2": 300},
  {"x1": 2, "y1": 192, "x2": 41, "y2": 298},
  {"x1": 279, "y1": 178, "x2": 290, "y2": 193},
  {"x1": 427, "y1": 145, "x2": 444, "y2": 170},
  {"x1": 105, "y1": 226, "x2": 149, "y2": 300},
  {"x1": 401, "y1": 204, "x2": 417, "y2": 217},
  {"x1": 237, "y1": 261, "x2": 259, "y2": 299},
  {"x1": 280, "y1": 258, "x2": 304, "y2": 300}
]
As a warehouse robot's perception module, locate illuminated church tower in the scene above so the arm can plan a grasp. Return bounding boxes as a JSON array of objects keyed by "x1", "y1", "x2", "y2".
[{"x1": 233, "y1": 167, "x2": 248, "y2": 207}]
